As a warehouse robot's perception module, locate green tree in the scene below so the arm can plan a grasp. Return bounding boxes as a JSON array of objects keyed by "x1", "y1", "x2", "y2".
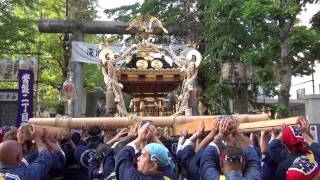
[
  {"x1": 0, "y1": 0, "x2": 101, "y2": 112},
  {"x1": 104, "y1": 0, "x2": 204, "y2": 43},
  {"x1": 0, "y1": 0, "x2": 38, "y2": 52},
  {"x1": 201, "y1": 0, "x2": 258, "y2": 114},
  {"x1": 242, "y1": 0, "x2": 320, "y2": 117}
]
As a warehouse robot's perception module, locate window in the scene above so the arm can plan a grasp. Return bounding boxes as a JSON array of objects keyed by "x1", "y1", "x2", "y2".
[{"x1": 296, "y1": 88, "x2": 305, "y2": 99}]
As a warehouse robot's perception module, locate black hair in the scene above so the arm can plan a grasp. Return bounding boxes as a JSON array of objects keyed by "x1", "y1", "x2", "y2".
[
  {"x1": 87, "y1": 126, "x2": 102, "y2": 137},
  {"x1": 95, "y1": 143, "x2": 113, "y2": 162},
  {"x1": 221, "y1": 146, "x2": 244, "y2": 163},
  {"x1": 113, "y1": 138, "x2": 132, "y2": 156}
]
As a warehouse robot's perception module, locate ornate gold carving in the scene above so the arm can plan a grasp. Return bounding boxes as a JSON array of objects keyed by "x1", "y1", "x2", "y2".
[
  {"x1": 151, "y1": 60, "x2": 163, "y2": 70},
  {"x1": 126, "y1": 15, "x2": 168, "y2": 39},
  {"x1": 136, "y1": 60, "x2": 148, "y2": 69}
]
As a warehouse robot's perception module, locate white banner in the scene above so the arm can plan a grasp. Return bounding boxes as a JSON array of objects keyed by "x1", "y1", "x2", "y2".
[
  {"x1": 71, "y1": 41, "x2": 101, "y2": 64},
  {"x1": 71, "y1": 41, "x2": 188, "y2": 64}
]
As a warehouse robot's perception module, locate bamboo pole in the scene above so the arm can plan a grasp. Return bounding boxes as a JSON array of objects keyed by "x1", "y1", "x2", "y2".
[{"x1": 28, "y1": 114, "x2": 268, "y2": 129}]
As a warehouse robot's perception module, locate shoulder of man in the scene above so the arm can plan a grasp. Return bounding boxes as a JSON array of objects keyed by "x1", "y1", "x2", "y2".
[
  {"x1": 0, "y1": 172, "x2": 20, "y2": 180},
  {"x1": 0, "y1": 165, "x2": 27, "y2": 180},
  {"x1": 275, "y1": 154, "x2": 302, "y2": 179}
]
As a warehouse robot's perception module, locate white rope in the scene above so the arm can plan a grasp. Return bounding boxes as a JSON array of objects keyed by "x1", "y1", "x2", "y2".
[
  {"x1": 101, "y1": 57, "x2": 128, "y2": 117},
  {"x1": 172, "y1": 62, "x2": 198, "y2": 116}
]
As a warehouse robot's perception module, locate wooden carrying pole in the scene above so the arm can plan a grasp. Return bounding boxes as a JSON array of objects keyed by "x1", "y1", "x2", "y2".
[
  {"x1": 27, "y1": 115, "x2": 302, "y2": 136},
  {"x1": 20, "y1": 125, "x2": 70, "y2": 141},
  {"x1": 239, "y1": 117, "x2": 300, "y2": 133},
  {"x1": 28, "y1": 114, "x2": 268, "y2": 129},
  {"x1": 175, "y1": 116, "x2": 301, "y2": 135}
]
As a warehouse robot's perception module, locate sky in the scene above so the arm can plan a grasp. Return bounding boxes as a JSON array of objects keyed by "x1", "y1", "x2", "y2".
[
  {"x1": 298, "y1": 3, "x2": 320, "y2": 27},
  {"x1": 96, "y1": 0, "x2": 143, "y2": 20},
  {"x1": 97, "y1": 0, "x2": 320, "y2": 26}
]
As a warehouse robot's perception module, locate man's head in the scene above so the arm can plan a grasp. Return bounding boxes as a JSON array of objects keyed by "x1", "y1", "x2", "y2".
[
  {"x1": 0, "y1": 126, "x2": 17, "y2": 142},
  {"x1": 95, "y1": 143, "x2": 113, "y2": 162},
  {"x1": 137, "y1": 143, "x2": 170, "y2": 175},
  {"x1": 5, "y1": 127, "x2": 17, "y2": 141},
  {"x1": 286, "y1": 155, "x2": 320, "y2": 180},
  {"x1": 0, "y1": 140, "x2": 23, "y2": 166},
  {"x1": 86, "y1": 126, "x2": 101, "y2": 143},
  {"x1": 113, "y1": 138, "x2": 132, "y2": 156},
  {"x1": 282, "y1": 126, "x2": 307, "y2": 154},
  {"x1": 220, "y1": 146, "x2": 245, "y2": 175}
]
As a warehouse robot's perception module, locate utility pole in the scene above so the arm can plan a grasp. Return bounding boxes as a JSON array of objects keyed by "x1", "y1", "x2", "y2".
[{"x1": 312, "y1": 63, "x2": 315, "y2": 94}]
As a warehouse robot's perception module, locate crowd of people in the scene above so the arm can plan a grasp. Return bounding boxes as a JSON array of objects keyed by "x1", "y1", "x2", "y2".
[{"x1": 0, "y1": 117, "x2": 319, "y2": 180}]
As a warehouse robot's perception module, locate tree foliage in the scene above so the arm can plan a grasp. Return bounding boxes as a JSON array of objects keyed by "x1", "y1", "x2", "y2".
[
  {"x1": 104, "y1": 0, "x2": 204, "y2": 42},
  {"x1": 0, "y1": 0, "x2": 101, "y2": 112},
  {"x1": 200, "y1": 0, "x2": 256, "y2": 114},
  {"x1": 241, "y1": 0, "x2": 320, "y2": 117},
  {"x1": 0, "y1": 0, "x2": 38, "y2": 52},
  {"x1": 202, "y1": 0, "x2": 320, "y2": 116}
]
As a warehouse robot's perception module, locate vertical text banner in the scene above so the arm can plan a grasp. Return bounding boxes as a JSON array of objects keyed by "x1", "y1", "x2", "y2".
[{"x1": 16, "y1": 70, "x2": 34, "y2": 127}]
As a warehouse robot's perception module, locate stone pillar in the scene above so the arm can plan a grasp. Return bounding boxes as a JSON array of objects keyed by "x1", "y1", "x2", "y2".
[
  {"x1": 304, "y1": 94, "x2": 320, "y2": 124},
  {"x1": 70, "y1": 29, "x2": 84, "y2": 117}
]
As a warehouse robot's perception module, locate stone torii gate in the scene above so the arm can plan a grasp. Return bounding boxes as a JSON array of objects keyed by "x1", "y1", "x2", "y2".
[{"x1": 38, "y1": 19, "x2": 195, "y2": 117}]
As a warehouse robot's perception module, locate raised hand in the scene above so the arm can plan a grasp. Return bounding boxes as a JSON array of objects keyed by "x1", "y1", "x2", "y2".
[
  {"x1": 189, "y1": 121, "x2": 205, "y2": 142},
  {"x1": 148, "y1": 124, "x2": 157, "y2": 138},
  {"x1": 128, "y1": 125, "x2": 138, "y2": 138},
  {"x1": 115, "y1": 128, "x2": 129, "y2": 140},
  {"x1": 148, "y1": 124, "x2": 162, "y2": 144},
  {"x1": 228, "y1": 118, "x2": 239, "y2": 134},
  {"x1": 181, "y1": 128, "x2": 188, "y2": 137},
  {"x1": 45, "y1": 138, "x2": 62, "y2": 153},
  {"x1": 260, "y1": 130, "x2": 267, "y2": 138},
  {"x1": 275, "y1": 123, "x2": 288, "y2": 140},
  {"x1": 218, "y1": 119, "x2": 229, "y2": 137},
  {"x1": 17, "y1": 127, "x2": 26, "y2": 145},
  {"x1": 138, "y1": 122, "x2": 151, "y2": 142},
  {"x1": 211, "y1": 120, "x2": 219, "y2": 135},
  {"x1": 271, "y1": 128, "x2": 279, "y2": 140},
  {"x1": 29, "y1": 125, "x2": 39, "y2": 140},
  {"x1": 131, "y1": 122, "x2": 152, "y2": 149},
  {"x1": 197, "y1": 121, "x2": 205, "y2": 138},
  {"x1": 298, "y1": 117, "x2": 309, "y2": 132},
  {"x1": 29, "y1": 125, "x2": 47, "y2": 151}
]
